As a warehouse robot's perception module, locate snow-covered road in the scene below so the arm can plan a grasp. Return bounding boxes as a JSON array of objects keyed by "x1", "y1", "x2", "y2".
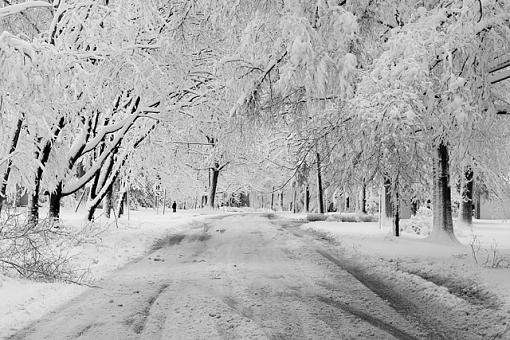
[{"x1": 7, "y1": 214, "x2": 506, "y2": 339}]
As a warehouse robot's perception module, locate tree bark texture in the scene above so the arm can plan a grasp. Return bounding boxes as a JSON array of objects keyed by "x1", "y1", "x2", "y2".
[
  {"x1": 384, "y1": 178, "x2": 393, "y2": 219},
  {"x1": 459, "y1": 168, "x2": 474, "y2": 226},
  {"x1": 411, "y1": 201, "x2": 418, "y2": 216},
  {"x1": 432, "y1": 142, "x2": 455, "y2": 240},
  {"x1": 209, "y1": 164, "x2": 219, "y2": 208},
  {"x1": 104, "y1": 185, "x2": 113, "y2": 218},
  {"x1": 316, "y1": 152, "x2": 324, "y2": 214},
  {"x1": 361, "y1": 184, "x2": 367, "y2": 214},
  {"x1": 0, "y1": 116, "x2": 23, "y2": 214},
  {"x1": 393, "y1": 190, "x2": 400, "y2": 237},
  {"x1": 305, "y1": 185, "x2": 310, "y2": 212},
  {"x1": 28, "y1": 117, "x2": 65, "y2": 225},
  {"x1": 49, "y1": 182, "x2": 63, "y2": 219},
  {"x1": 293, "y1": 188, "x2": 297, "y2": 213},
  {"x1": 118, "y1": 190, "x2": 127, "y2": 217},
  {"x1": 270, "y1": 186, "x2": 274, "y2": 210}
]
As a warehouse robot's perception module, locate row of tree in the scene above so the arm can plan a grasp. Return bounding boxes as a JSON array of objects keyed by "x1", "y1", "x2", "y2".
[{"x1": 0, "y1": 1, "x2": 509, "y2": 245}]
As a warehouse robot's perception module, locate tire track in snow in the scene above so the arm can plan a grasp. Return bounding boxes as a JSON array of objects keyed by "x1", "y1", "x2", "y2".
[
  {"x1": 73, "y1": 322, "x2": 105, "y2": 338},
  {"x1": 124, "y1": 283, "x2": 169, "y2": 335},
  {"x1": 315, "y1": 295, "x2": 418, "y2": 340},
  {"x1": 316, "y1": 249, "x2": 451, "y2": 339}
]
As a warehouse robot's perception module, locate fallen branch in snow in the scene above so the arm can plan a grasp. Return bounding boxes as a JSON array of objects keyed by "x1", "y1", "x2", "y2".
[
  {"x1": 0, "y1": 212, "x2": 102, "y2": 285},
  {"x1": 0, "y1": 258, "x2": 99, "y2": 288}
]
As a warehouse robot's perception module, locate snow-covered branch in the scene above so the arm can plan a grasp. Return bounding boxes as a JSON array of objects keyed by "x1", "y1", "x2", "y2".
[
  {"x1": 0, "y1": 31, "x2": 35, "y2": 59},
  {"x1": 81, "y1": 120, "x2": 127, "y2": 154},
  {"x1": 62, "y1": 108, "x2": 140, "y2": 196},
  {"x1": 0, "y1": 1, "x2": 53, "y2": 19}
]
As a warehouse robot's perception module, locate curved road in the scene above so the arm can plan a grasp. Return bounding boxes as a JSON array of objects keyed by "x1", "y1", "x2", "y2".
[{"x1": 9, "y1": 214, "x2": 480, "y2": 339}]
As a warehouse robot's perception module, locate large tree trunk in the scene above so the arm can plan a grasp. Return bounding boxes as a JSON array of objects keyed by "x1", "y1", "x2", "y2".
[
  {"x1": 28, "y1": 163, "x2": 48, "y2": 225},
  {"x1": 431, "y1": 142, "x2": 456, "y2": 241},
  {"x1": 86, "y1": 151, "x2": 117, "y2": 220},
  {"x1": 316, "y1": 152, "x2": 324, "y2": 214},
  {"x1": 360, "y1": 183, "x2": 367, "y2": 214},
  {"x1": 118, "y1": 190, "x2": 127, "y2": 217},
  {"x1": 384, "y1": 178, "x2": 393, "y2": 219},
  {"x1": 209, "y1": 164, "x2": 219, "y2": 208},
  {"x1": 28, "y1": 117, "x2": 66, "y2": 225},
  {"x1": 459, "y1": 168, "x2": 474, "y2": 226},
  {"x1": 48, "y1": 182, "x2": 63, "y2": 220},
  {"x1": 279, "y1": 191, "x2": 284, "y2": 211},
  {"x1": 104, "y1": 185, "x2": 113, "y2": 218},
  {"x1": 0, "y1": 116, "x2": 23, "y2": 214},
  {"x1": 86, "y1": 166, "x2": 104, "y2": 220}
]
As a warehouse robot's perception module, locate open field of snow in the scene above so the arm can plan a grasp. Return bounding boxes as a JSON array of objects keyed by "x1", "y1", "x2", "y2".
[{"x1": 0, "y1": 207, "x2": 223, "y2": 339}]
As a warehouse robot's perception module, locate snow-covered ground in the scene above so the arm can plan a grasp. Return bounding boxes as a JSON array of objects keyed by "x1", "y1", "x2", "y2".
[
  {"x1": 2, "y1": 209, "x2": 510, "y2": 339},
  {"x1": 0, "y1": 207, "x2": 220, "y2": 339},
  {"x1": 303, "y1": 217, "x2": 510, "y2": 316}
]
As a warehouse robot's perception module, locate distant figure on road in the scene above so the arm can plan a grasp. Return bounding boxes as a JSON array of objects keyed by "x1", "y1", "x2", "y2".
[{"x1": 172, "y1": 201, "x2": 177, "y2": 213}]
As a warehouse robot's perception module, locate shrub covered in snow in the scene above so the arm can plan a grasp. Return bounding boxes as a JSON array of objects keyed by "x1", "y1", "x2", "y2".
[
  {"x1": 400, "y1": 215, "x2": 432, "y2": 236},
  {"x1": 306, "y1": 213, "x2": 328, "y2": 222},
  {"x1": 325, "y1": 213, "x2": 378, "y2": 223}
]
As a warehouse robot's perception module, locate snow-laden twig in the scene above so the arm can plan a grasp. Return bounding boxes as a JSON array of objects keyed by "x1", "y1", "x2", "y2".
[
  {"x1": 0, "y1": 1, "x2": 53, "y2": 19},
  {"x1": 0, "y1": 212, "x2": 105, "y2": 285},
  {"x1": 469, "y1": 236, "x2": 510, "y2": 268}
]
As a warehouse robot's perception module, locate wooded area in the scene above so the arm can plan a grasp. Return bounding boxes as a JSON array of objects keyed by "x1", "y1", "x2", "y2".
[{"x1": 0, "y1": 0, "x2": 509, "y2": 244}]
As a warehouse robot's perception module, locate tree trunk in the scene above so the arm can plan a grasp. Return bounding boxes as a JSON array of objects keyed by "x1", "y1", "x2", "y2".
[
  {"x1": 316, "y1": 152, "x2": 324, "y2": 214},
  {"x1": 28, "y1": 117, "x2": 65, "y2": 225},
  {"x1": 89, "y1": 169, "x2": 100, "y2": 201},
  {"x1": 118, "y1": 190, "x2": 127, "y2": 217},
  {"x1": 279, "y1": 191, "x2": 284, "y2": 211},
  {"x1": 384, "y1": 178, "x2": 393, "y2": 219},
  {"x1": 393, "y1": 190, "x2": 400, "y2": 237},
  {"x1": 431, "y1": 142, "x2": 456, "y2": 241},
  {"x1": 293, "y1": 187, "x2": 297, "y2": 213},
  {"x1": 474, "y1": 189, "x2": 481, "y2": 219},
  {"x1": 459, "y1": 168, "x2": 474, "y2": 226},
  {"x1": 209, "y1": 164, "x2": 219, "y2": 208},
  {"x1": 0, "y1": 116, "x2": 23, "y2": 214},
  {"x1": 270, "y1": 186, "x2": 274, "y2": 210},
  {"x1": 305, "y1": 185, "x2": 310, "y2": 212},
  {"x1": 104, "y1": 185, "x2": 113, "y2": 218},
  {"x1": 86, "y1": 149, "x2": 122, "y2": 221},
  {"x1": 27, "y1": 186, "x2": 41, "y2": 226},
  {"x1": 86, "y1": 172, "x2": 102, "y2": 221},
  {"x1": 360, "y1": 183, "x2": 367, "y2": 214},
  {"x1": 411, "y1": 200, "x2": 418, "y2": 216},
  {"x1": 49, "y1": 182, "x2": 63, "y2": 220}
]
